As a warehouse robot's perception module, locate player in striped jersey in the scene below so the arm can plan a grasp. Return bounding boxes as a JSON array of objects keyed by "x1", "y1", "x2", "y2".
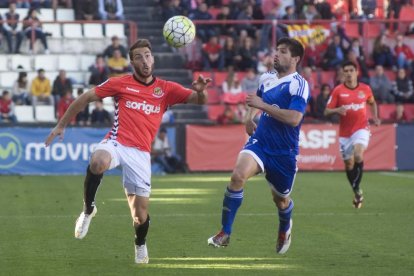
[{"x1": 208, "y1": 37, "x2": 309, "y2": 254}]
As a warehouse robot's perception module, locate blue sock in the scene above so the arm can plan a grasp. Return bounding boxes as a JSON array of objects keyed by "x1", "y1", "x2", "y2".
[
  {"x1": 278, "y1": 199, "x2": 294, "y2": 232},
  {"x1": 221, "y1": 187, "x2": 243, "y2": 235}
]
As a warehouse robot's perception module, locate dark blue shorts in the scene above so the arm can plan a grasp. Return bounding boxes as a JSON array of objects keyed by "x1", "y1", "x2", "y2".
[{"x1": 242, "y1": 139, "x2": 298, "y2": 197}]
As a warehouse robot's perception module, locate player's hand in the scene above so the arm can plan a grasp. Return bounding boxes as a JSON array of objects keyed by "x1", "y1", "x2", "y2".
[
  {"x1": 372, "y1": 117, "x2": 381, "y2": 126},
  {"x1": 45, "y1": 125, "x2": 65, "y2": 147},
  {"x1": 245, "y1": 120, "x2": 257, "y2": 136},
  {"x1": 192, "y1": 75, "x2": 212, "y2": 92},
  {"x1": 246, "y1": 94, "x2": 264, "y2": 109},
  {"x1": 337, "y1": 106, "x2": 347, "y2": 116}
]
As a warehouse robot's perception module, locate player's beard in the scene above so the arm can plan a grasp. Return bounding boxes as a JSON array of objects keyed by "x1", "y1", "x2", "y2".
[
  {"x1": 274, "y1": 62, "x2": 288, "y2": 74},
  {"x1": 134, "y1": 64, "x2": 153, "y2": 79}
]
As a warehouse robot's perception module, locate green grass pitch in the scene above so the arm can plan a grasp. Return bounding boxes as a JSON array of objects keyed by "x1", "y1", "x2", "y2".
[{"x1": 1, "y1": 172, "x2": 414, "y2": 275}]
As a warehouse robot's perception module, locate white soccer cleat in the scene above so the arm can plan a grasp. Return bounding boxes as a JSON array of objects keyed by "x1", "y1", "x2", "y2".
[
  {"x1": 74, "y1": 206, "x2": 97, "y2": 239},
  {"x1": 135, "y1": 244, "x2": 149, "y2": 264},
  {"x1": 276, "y1": 219, "x2": 292, "y2": 254}
]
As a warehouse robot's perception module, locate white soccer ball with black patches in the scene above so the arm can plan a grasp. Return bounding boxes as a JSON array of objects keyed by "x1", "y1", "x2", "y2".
[{"x1": 163, "y1": 16, "x2": 196, "y2": 48}]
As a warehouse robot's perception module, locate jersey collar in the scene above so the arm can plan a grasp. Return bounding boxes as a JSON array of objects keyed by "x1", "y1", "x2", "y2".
[{"x1": 133, "y1": 74, "x2": 156, "y2": 86}]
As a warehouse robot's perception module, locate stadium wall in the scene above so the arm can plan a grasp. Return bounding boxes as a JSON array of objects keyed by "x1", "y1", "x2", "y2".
[{"x1": 0, "y1": 124, "x2": 412, "y2": 175}]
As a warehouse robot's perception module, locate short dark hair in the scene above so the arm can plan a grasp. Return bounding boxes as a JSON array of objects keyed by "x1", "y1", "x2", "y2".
[
  {"x1": 159, "y1": 127, "x2": 167, "y2": 133},
  {"x1": 276, "y1": 37, "x2": 304, "y2": 64},
  {"x1": 341, "y1": 60, "x2": 358, "y2": 69},
  {"x1": 129, "y1": 39, "x2": 152, "y2": 60},
  {"x1": 38, "y1": 68, "x2": 45, "y2": 74}
]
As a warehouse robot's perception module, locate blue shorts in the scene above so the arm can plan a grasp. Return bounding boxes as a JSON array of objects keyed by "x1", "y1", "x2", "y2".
[{"x1": 241, "y1": 139, "x2": 298, "y2": 198}]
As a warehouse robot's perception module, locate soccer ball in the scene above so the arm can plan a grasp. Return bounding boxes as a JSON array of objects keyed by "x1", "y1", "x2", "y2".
[{"x1": 163, "y1": 16, "x2": 196, "y2": 48}]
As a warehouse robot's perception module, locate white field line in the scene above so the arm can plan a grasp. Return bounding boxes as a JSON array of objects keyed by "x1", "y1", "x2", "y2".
[
  {"x1": 379, "y1": 172, "x2": 414, "y2": 179},
  {"x1": 0, "y1": 212, "x2": 386, "y2": 219}
]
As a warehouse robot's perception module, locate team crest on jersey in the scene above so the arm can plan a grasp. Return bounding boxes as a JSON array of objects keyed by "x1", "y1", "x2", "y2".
[
  {"x1": 153, "y1": 87, "x2": 164, "y2": 98},
  {"x1": 358, "y1": 91, "x2": 365, "y2": 99}
]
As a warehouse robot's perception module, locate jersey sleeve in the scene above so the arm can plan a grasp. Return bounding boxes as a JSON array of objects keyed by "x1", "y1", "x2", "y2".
[
  {"x1": 95, "y1": 77, "x2": 119, "y2": 98},
  {"x1": 326, "y1": 87, "x2": 339, "y2": 109},
  {"x1": 165, "y1": 81, "x2": 193, "y2": 106},
  {"x1": 365, "y1": 85, "x2": 375, "y2": 103},
  {"x1": 289, "y1": 77, "x2": 309, "y2": 114}
]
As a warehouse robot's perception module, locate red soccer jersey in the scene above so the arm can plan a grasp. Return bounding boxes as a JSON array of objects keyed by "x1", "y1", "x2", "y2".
[
  {"x1": 326, "y1": 82, "x2": 374, "y2": 137},
  {"x1": 95, "y1": 74, "x2": 192, "y2": 152}
]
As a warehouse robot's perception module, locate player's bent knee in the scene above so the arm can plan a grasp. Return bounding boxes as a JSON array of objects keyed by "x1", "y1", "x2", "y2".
[{"x1": 230, "y1": 171, "x2": 246, "y2": 190}]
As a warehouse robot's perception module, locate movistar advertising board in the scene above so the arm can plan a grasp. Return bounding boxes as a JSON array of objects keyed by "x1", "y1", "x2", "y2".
[{"x1": 0, "y1": 127, "x2": 107, "y2": 175}]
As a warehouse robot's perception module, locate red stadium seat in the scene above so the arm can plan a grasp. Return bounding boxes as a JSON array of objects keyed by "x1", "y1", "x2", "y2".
[
  {"x1": 343, "y1": 22, "x2": 360, "y2": 38},
  {"x1": 207, "y1": 88, "x2": 221, "y2": 104},
  {"x1": 319, "y1": 70, "x2": 336, "y2": 88},
  {"x1": 214, "y1": 72, "x2": 228, "y2": 87},
  {"x1": 379, "y1": 104, "x2": 396, "y2": 121},
  {"x1": 207, "y1": 104, "x2": 225, "y2": 121},
  {"x1": 403, "y1": 104, "x2": 414, "y2": 122},
  {"x1": 364, "y1": 22, "x2": 382, "y2": 38}
]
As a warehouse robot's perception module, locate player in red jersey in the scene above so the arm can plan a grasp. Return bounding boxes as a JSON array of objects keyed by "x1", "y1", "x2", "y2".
[
  {"x1": 324, "y1": 61, "x2": 380, "y2": 208},
  {"x1": 45, "y1": 39, "x2": 211, "y2": 264}
]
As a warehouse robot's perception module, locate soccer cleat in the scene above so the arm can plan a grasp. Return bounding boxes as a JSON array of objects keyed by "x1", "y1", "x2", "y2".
[
  {"x1": 276, "y1": 219, "x2": 292, "y2": 254},
  {"x1": 353, "y1": 189, "x2": 364, "y2": 209},
  {"x1": 74, "y1": 206, "x2": 97, "y2": 239},
  {"x1": 135, "y1": 244, "x2": 149, "y2": 264},
  {"x1": 207, "y1": 230, "x2": 230, "y2": 247}
]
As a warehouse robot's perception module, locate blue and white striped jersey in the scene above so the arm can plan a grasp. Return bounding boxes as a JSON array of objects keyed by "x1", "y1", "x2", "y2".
[{"x1": 252, "y1": 71, "x2": 309, "y2": 156}]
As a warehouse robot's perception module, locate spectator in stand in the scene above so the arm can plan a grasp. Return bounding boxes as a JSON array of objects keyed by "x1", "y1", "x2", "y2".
[
  {"x1": 30, "y1": 68, "x2": 53, "y2": 107},
  {"x1": 259, "y1": 0, "x2": 282, "y2": 52},
  {"x1": 314, "y1": 84, "x2": 338, "y2": 122},
  {"x1": 257, "y1": 52, "x2": 274, "y2": 73},
  {"x1": 0, "y1": 90, "x2": 17, "y2": 124},
  {"x1": 107, "y1": 49, "x2": 130, "y2": 77},
  {"x1": 12, "y1": 71, "x2": 29, "y2": 105},
  {"x1": 161, "y1": 0, "x2": 183, "y2": 21},
  {"x1": 394, "y1": 33, "x2": 414, "y2": 70},
  {"x1": 90, "y1": 99, "x2": 111, "y2": 125},
  {"x1": 222, "y1": 70, "x2": 243, "y2": 95},
  {"x1": 346, "y1": 40, "x2": 370, "y2": 84},
  {"x1": 75, "y1": 88, "x2": 90, "y2": 126},
  {"x1": 103, "y1": 35, "x2": 127, "y2": 58},
  {"x1": 370, "y1": 65, "x2": 395, "y2": 104},
  {"x1": 188, "y1": 2, "x2": 214, "y2": 42},
  {"x1": 386, "y1": 0, "x2": 408, "y2": 32},
  {"x1": 74, "y1": 0, "x2": 99, "y2": 20},
  {"x1": 31, "y1": 0, "x2": 52, "y2": 9},
  {"x1": 52, "y1": 70, "x2": 73, "y2": 108},
  {"x1": 392, "y1": 68, "x2": 414, "y2": 121},
  {"x1": 2, "y1": 2, "x2": 24, "y2": 54},
  {"x1": 361, "y1": 0, "x2": 376, "y2": 19},
  {"x1": 151, "y1": 127, "x2": 185, "y2": 174},
  {"x1": 15, "y1": 1, "x2": 30, "y2": 8},
  {"x1": 98, "y1": 0, "x2": 124, "y2": 20},
  {"x1": 321, "y1": 34, "x2": 346, "y2": 70},
  {"x1": 303, "y1": 38, "x2": 322, "y2": 70},
  {"x1": 299, "y1": 3, "x2": 322, "y2": 21},
  {"x1": 216, "y1": 5, "x2": 236, "y2": 37},
  {"x1": 202, "y1": 35, "x2": 224, "y2": 70},
  {"x1": 241, "y1": 67, "x2": 260, "y2": 94},
  {"x1": 392, "y1": 68, "x2": 414, "y2": 103},
  {"x1": 372, "y1": 34, "x2": 395, "y2": 69},
  {"x1": 57, "y1": 89, "x2": 75, "y2": 124},
  {"x1": 23, "y1": 8, "x2": 49, "y2": 54},
  {"x1": 302, "y1": 66, "x2": 317, "y2": 115},
  {"x1": 335, "y1": 66, "x2": 346, "y2": 85},
  {"x1": 315, "y1": 0, "x2": 334, "y2": 19},
  {"x1": 222, "y1": 36, "x2": 238, "y2": 70},
  {"x1": 53, "y1": 0, "x2": 72, "y2": 9},
  {"x1": 236, "y1": 4, "x2": 257, "y2": 39},
  {"x1": 282, "y1": 5, "x2": 298, "y2": 20},
  {"x1": 235, "y1": 36, "x2": 258, "y2": 71},
  {"x1": 89, "y1": 54, "x2": 110, "y2": 86}
]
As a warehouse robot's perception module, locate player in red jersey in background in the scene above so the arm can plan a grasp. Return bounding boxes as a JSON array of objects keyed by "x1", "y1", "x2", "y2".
[
  {"x1": 324, "y1": 61, "x2": 381, "y2": 209},
  {"x1": 45, "y1": 39, "x2": 211, "y2": 264}
]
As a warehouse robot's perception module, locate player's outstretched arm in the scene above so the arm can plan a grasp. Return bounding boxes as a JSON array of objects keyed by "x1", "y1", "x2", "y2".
[
  {"x1": 324, "y1": 106, "x2": 346, "y2": 117},
  {"x1": 186, "y1": 75, "x2": 212, "y2": 105},
  {"x1": 45, "y1": 88, "x2": 101, "y2": 146}
]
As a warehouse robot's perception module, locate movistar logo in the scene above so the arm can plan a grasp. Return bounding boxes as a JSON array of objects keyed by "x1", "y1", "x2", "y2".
[{"x1": 0, "y1": 133, "x2": 23, "y2": 169}]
